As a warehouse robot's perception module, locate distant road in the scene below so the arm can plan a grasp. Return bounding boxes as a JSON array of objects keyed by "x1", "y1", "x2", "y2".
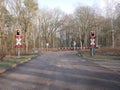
[{"x1": 0, "y1": 51, "x2": 120, "y2": 90}]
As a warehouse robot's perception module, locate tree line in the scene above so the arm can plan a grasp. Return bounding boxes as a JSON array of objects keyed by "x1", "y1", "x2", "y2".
[{"x1": 0, "y1": 0, "x2": 120, "y2": 56}]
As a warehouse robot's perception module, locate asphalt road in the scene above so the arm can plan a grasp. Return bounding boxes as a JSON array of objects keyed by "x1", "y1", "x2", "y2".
[
  {"x1": 0, "y1": 51, "x2": 120, "y2": 90},
  {"x1": 93, "y1": 60, "x2": 120, "y2": 73}
]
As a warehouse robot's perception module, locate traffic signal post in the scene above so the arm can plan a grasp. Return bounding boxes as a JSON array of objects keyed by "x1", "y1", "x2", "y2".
[
  {"x1": 14, "y1": 29, "x2": 23, "y2": 58},
  {"x1": 89, "y1": 31, "x2": 96, "y2": 56}
]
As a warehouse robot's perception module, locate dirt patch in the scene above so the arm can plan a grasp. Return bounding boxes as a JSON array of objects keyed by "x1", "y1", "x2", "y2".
[{"x1": 96, "y1": 48, "x2": 120, "y2": 56}]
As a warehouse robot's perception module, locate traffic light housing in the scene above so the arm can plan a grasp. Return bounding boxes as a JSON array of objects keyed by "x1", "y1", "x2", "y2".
[
  {"x1": 16, "y1": 29, "x2": 20, "y2": 36},
  {"x1": 91, "y1": 31, "x2": 95, "y2": 37}
]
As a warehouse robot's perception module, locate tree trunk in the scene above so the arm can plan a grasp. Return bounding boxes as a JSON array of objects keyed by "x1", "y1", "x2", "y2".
[
  {"x1": 25, "y1": 31, "x2": 28, "y2": 53},
  {"x1": 84, "y1": 32, "x2": 88, "y2": 48}
]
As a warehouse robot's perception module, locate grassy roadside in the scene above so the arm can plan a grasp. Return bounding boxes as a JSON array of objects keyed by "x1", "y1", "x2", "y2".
[
  {"x1": 78, "y1": 48, "x2": 120, "y2": 61},
  {"x1": 0, "y1": 55, "x2": 34, "y2": 74},
  {"x1": 79, "y1": 53, "x2": 120, "y2": 61}
]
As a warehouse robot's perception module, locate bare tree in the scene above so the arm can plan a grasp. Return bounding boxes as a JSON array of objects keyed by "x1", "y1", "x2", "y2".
[
  {"x1": 105, "y1": 0, "x2": 118, "y2": 48},
  {"x1": 38, "y1": 9, "x2": 64, "y2": 48},
  {"x1": 74, "y1": 6, "x2": 97, "y2": 48}
]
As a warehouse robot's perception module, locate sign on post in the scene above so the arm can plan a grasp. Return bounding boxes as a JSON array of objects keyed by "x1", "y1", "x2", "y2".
[
  {"x1": 89, "y1": 31, "x2": 96, "y2": 56},
  {"x1": 46, "y1": 43, "x2": 49, "y2": 51},
  {"x1": 73, "y1": 41, "x2": 76, "y2": 51},
  {"x1": 14, "y1": 29, "x2": 24, "y2": 58}
]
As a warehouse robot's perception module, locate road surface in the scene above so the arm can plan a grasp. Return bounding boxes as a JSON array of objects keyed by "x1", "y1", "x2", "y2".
[{"x1": 0, "y1": 51, "x2": 120, "y2": 90}]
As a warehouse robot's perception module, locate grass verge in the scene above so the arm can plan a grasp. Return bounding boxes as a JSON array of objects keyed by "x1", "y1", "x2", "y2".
[
  {"x1": 79, "y1": 53, "x2": 120, "y2": 61},
  {"x1": 0, "y1": 55, "x2": 34, "y2": 74}
]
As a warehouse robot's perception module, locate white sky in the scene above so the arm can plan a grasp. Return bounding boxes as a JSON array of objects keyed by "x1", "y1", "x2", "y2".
[{"x1": 38, "y1": 0, "x2": 106, "y2": 14}]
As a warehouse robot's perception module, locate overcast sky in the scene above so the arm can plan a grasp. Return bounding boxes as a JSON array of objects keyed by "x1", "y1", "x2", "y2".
[{"x1": 38, "y1": 0, "x2": 106, "y2": 14}]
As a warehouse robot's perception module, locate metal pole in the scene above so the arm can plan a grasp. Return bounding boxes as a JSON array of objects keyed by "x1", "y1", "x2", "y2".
[
  {"x1": 18, "y1": 45, "x2": 20, "y2": 58},
  {"x1": 73, "y1": 41, "x2": 76, "y2": 51},
  {"x1": 74, "y1": 45, "x2": 75, "y2": 51},
  {"x1": 90, "y1": 46, "x2": 94, "y2": 56},
  {"x1": 92, "y1": 46, "x2": 94, "y2": 56},
  {"x1": 80, "y1": 40, "x2": 82, "y2": 50},
  {"x1": 17, "y1": 36, "x2": 20, "y2": 58}
]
